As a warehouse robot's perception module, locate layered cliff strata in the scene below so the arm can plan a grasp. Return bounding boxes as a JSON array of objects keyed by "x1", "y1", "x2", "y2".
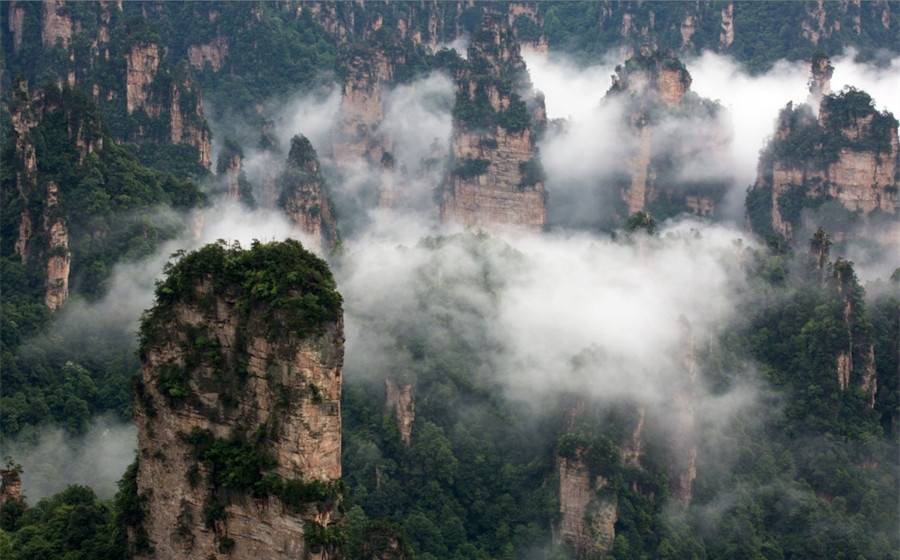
[
  {"x1": 279, "y1": 135, "x2": 340, "y2": 249},
  {"x1": 440, "y1": 11, "x2": 547, "y2": 230},
  {"x1": 131, "y1": 240, "x2": 344, "y2": 559},
  {"x1": 604, "y1": 50, "x2": 731, "y2": 221},
  {"x1": 747, "y1": 59, "x2": 898, "y2": 243}
]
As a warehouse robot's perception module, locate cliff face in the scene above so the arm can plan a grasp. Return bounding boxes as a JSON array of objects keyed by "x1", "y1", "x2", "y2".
[
  {"x1": 279, "y1": 136, "x2": 340, "y2": 249},
  {"x1": 132, "y1": 240, "x2": 344, "y2": 560},
  {"x1": 7, "y1": 84, "x2": 96, "y2": 311},
  {"x1": 333, "y1": 48, "x2": 394, "y2": 164},
  {"x1": 441, "y1": 11, "x2": 547, "y2": 230},
  {"x1": 384, "y1": 379, "x2": 415, "y2": 445},
  {"x1": 0, "y1": 466, "x2": 24, "y2": 507},
  {"x1": 188, "y1": 36, "x2": 229, "y2": 72},
  {"x1": 747, "y1": 59, "x2": 898, "y2": 243},
  {"x1": 808, "y1": 232, "x2": 879, "y2": 407},
  {"x1": 126, "y1": 43, "x2": 161, "y2": 115},
  {"x1": 215, "y1": 141, "x2": 253, "y2": 206},
  {"x1": 43, "y1": 182, "x2": 71, "y2": 311},
  {"x1": 554, "y1": 453, "x2": 617, "y2": 558},
  {"x1": 606, "y1": 50, "x2": 729, "y2": 220},
  {"x1": 6, "y1": 1, "x2": 213, "y2": 171}
]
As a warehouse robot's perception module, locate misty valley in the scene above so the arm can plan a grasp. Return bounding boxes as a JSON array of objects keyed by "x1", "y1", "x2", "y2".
[{"x1": 1, "y1": 2, "x2": 898, "y2": 560}]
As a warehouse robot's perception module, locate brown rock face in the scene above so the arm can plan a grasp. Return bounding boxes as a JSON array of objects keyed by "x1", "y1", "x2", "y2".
[
  {"x1": 223, "y1": 153, "x2": 244, "y2": 201},
  {"x1": 720, "y1": 2, "x2": 735, "y2": 49},
  {"x1": 749, "y1": 78, "x2": 898, "y2": 242},
  {"x1": 0, "y1": 466, "x2": 23, "y2": 506},
  {"x1": 554, "y1": 453, "x2": 617, "y2": 558},
  {"x1": 188, "y1": 37, "x2": 229, "y2": 72},
  {"x1": 607, "y1": 51, "x2": 727, "y2": 219},
  {"x1": 333, "y1": 50, "x2": 393, "y2": 164},
  {"x1": 441, "y1": 11, "x2": 547, "y2": 230},
  {"x1": 133, "y1": 242, "x2": 344, "y2": 559},
  {"x1": 442, "y1": 129, "x2": 547, "y2": 229},
  {"x1": 9, "y1": 1, "x2": 26, "y2": 53},
  {"x1": 8, "y1": 85, "x2": 80, "y2": 311},
  {"x1": 832, "y1": 259, "x2": 878, "y2": 408},
  {"x1": 126, "y1": 43, "x2": 160, "y2": 114},
  {"x1": 385, "y1": 379, "x2": 415, "y2": 445},
  {"x1": 169, "y1": 82, "x2": 213, "y2": 170},
  {"x1": 279, "y1": 136, "x2": 340, "y2": 249},
  {"x1": 808, "y1": 53, "x2": 834, "y2": 106},
  {"x1": 42, "y1": 0, "x2": 73, "y2": 48},
  {"x1": 43, "y1": 183, "x2": 70, "y2": 311}
]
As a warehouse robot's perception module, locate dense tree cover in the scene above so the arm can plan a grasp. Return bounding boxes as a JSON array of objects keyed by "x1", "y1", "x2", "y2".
[
  {"x1": 536, "y1": 1, "x2": 899, "y2": 73},
  {"x1": 340, "y1": 231, "x2": 900, "y2": 559},
  {"x1": 0, "y1": 85, "x2": 205, "y2": 439},
  {"x1": 2, "y1": 230, "x2": 898, "y2": 559},
  {"x1": 767, "y1": 89, "x2": 898, "y2": 170},
  {"x1": 2, "y1": 2, "x2": 211, "y2": 174},
  {"x1": 0, "y1": 484, "x2": 126, "y2": 560},
  {"x1": 140, "y1": 239, "x2": 341, "y2": 356},
  {"x1": 1, "y1": 4, "x2": 898, "y2": 558}
]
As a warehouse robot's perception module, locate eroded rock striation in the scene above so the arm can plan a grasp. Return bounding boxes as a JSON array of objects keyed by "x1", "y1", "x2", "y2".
[
  {"x1": 131, "y1": 240, "x2": 344, "y2": 559},
  {"x1": 747, "y1": 58, "x2": 898, "y2": 244},
  {"x1": 440, "y1": 11, "x2": 547, "y2": 230}
]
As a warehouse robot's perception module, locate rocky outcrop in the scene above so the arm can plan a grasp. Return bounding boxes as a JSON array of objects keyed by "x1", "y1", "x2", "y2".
[
  {"x1": 441, "y1": 11, "x2": 547, "y2": 230},
  {"x1": 807, "y1": 231, "x2": 878, "y2": 408},
  {"x1": 188, "y1": 37, "x2": 229, "y2": 72},
  {"x1": 554, "y1": 452, "x2": 617, "y2": 558},
  {"x1": 43, "y1": 183, "x2": 71, "y2": 311},
  {"x1": 0, "y1": 463, "x2": 24, "y2": 506},
  {"x1": 279, "y1": 136, "x2": 340, "y2": 249},
  {"x1": 132, "y1": 240, "x2": 344, "y2": 560},
  {"x1": 42, "y1": 0, "x2": 73, "y2": 48},
  {"x1": 215, "y1": 140, "x2": 254, "y2": 206},
  {"x1": 620, "y1": 407, "x2": 645, "y2": 468},
  {"x1": 126, "y1": 43, "x2": 161, "y2": 115},
  {"x1": 169, "y1": 81, "x2": 213, "y2": 169},
  {"x1": 8, "y1": 1, "x2": 27, "y2": 53},
  {"x1": 333, "y1": 47, "x2": 393, "y2": 164},
  {"x1": 720, "y1": 2, "x2": 735, "y2": 49},
  {"x1": 747, "y1": 60, "x2": 898, "y2": 243},
  {"x1": 808, "y1": 52, "x2": 834, "y2": 106},
  {"x1": 384, "y1": 379, "x2": 415, "y2": 445},
  {"x1": 606, "y1": 50, "x2": 729, "y2": 220},
  {"x1": 6, "y1": 83, "x2": 90, "y2": 311}
]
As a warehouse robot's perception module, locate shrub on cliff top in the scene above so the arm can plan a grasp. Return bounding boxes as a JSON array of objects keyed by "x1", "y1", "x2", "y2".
[{"x1": 140, "y1": 239, "x2": 342, "y2": 353}]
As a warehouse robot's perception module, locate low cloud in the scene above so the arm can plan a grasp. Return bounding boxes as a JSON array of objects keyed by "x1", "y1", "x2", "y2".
[{"x1": 1, "y1": 415, "x2": 136, "y2": 501}]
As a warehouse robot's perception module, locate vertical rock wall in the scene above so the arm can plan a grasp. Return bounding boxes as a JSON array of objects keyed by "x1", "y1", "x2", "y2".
[{"x1": 132, "y1": 241, "x2": 344, "y2": 560}]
